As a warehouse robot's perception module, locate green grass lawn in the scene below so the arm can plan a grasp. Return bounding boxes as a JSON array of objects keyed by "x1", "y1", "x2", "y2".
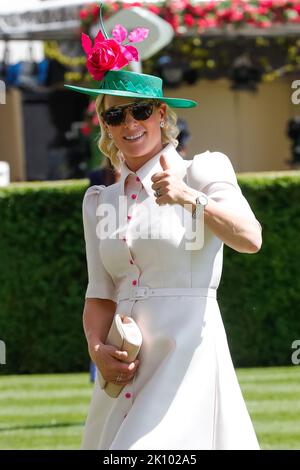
[{"x1": 0, "y1": 366, "x2": 299, "y2": 450}]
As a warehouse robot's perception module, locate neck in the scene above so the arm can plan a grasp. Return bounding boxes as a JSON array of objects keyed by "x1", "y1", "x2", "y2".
[{"x1": 123, "y1": 142, "x2": 165, "y2": 172}]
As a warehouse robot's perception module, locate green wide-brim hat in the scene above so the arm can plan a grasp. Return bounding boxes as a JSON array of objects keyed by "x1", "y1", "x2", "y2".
[{"x1": 64, "y1": 70, "x2": 198, "y2": 108}]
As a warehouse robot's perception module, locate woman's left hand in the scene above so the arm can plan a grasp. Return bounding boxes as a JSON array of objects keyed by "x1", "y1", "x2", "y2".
[
  {"x1": 151, "y1": 155, "x2": 261, "y2": 253},
  {"x1": 151, "y1": 154, "x2": 196, "y2": 206}
]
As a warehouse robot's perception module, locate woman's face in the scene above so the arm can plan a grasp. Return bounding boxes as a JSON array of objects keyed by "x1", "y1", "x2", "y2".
[{"x1": 102, "y1": 95, "x2": 166, "y2": 171}]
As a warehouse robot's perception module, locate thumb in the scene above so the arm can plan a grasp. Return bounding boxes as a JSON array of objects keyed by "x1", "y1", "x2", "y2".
[
  {"x1": 160, "y1": 154, "x2": 171, "y2": 171},
  {"x1": 114, "y1": 350, "x2": 128, "y2": 361}
]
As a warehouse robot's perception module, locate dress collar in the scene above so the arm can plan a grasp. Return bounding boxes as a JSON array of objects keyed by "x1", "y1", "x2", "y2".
[{"x1": 119, "y1": 143, "x2": 187, "y2": 197}]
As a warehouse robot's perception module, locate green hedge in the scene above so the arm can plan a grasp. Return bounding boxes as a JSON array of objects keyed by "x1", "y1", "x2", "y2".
[
  {"x1": 0, "y1": 172, "x2": 299, "y2": 373},
  {"x1": 220, "y1": 171, "x2": 300, "y2": 367},
  {"x1": 0, "y1": 181, "x2": 89, "y2": 374}
]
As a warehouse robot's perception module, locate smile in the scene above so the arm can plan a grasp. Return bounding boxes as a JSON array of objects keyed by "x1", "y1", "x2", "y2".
[{"x1": 124, "y1": 132, "x2": 145, "y2": 142}]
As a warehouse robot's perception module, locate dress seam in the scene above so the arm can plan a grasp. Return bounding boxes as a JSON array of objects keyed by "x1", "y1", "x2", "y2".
[{"x1": 212, "y1": 316, "x2": 219, "y2": 449}]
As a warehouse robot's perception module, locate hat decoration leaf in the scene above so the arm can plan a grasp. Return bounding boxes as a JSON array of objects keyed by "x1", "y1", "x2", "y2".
[{"x1": 81, "y1": 3, "x2": 149, "y2": 81}]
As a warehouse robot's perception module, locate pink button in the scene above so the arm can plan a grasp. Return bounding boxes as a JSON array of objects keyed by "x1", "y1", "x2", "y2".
[
  {"x1": 125, "y1": 392, "x2": 132, "y2": 399},
  {"x1": 132, "y1": 280, "x2": 137, "y2": 286},
  {"x1": 127, "y1": 215, "x2": 132, "y2": 220},
  {"x1": 131, "y1": 194, "x2": 137, "y2": 200},
  {"x1": 136, "y1": 176, "x2": 140, "y2": 182},
  {"x1": 130, "y1": 260, "x2": 134, "y2": 265}
]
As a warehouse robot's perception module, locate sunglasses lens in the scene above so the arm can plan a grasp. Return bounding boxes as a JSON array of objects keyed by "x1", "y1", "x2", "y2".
[
  {"x1": 102, "y1": 101, "x2": 157, "y2": 126},
  {"x1": 132, "y1": 102, "x2": 154, "y2": 120},
  {"x1": 103, "y1": 108, "x2": 124, "y2": 126}
]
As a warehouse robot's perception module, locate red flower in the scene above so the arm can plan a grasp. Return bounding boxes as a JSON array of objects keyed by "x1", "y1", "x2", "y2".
[
  {"x1": 204, "y1": 1, "x2": 217, "y2": 13},
  {"x1": 87, "y1": 101, "x2": 96, "y2": 114},
  {"x1": 92, "y1": 114, "x2": 99, "y2": 126},
  {"x1": 81, "y1": 124, "x2": 91, "y2": 137},
  {"x1": 205, "y1": 18, "x2": 218, "y2": 28},
  {"x1": 184, "y1": 14, "x2": 195, "y2": 27},
  {"x1": 148, "y1": 5, "x2": 160, "y2": 15},
  {"x1": 231, "y1": 11, "x2": 244, "y2": 22},
  {"x1": 164, "y1": 12, "x2": 180, "y2": 31},
  {"x1": 169, "y1": 0, "x2": 189, "y2": 13},
  {"x1": 82, "y1": 30, "x2": 129, "y2": 80},
  {"x1": 193, "y1": 6, "x2": 205, "y2": 16},
  {"x1": 110, "y1": 3, "x2": 119, "y2": 12},
  {"x1": 79, "y1": 9, "x2": 89, "y2": 21},
  {"x1": 91, "y1": 4, "x2": 100, "y2": 20},
  {"x1": 81, "y1": 21, "x2": 148, "y2": 81},
  {"x1": 197, "y1": 17, "x2": 218, "y2": 30},
  {"x1": 216, "y1": 8, "x2": 233, "y2": 22},
  {"x1": 258, "y1": 6, "x2": 269, "y2": 15},
  {"x1": 257, "y1": 20, "x2": 272, "y2": 28},
  {"x1": 259, "y1": 0, "x2": 274, "y2": 7}
]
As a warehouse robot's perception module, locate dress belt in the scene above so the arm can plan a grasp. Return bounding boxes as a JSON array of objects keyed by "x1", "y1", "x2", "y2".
[{"x1": 117, "y1": 286, "x2": 216, "y2": 302}]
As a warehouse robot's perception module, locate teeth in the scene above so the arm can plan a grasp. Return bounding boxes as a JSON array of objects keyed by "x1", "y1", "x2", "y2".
[{"x1": 125, "y1": 132, "x2": 144, "y2": 141}]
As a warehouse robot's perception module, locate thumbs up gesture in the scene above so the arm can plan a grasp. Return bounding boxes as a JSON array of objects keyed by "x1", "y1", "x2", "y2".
[{"x1": 151, "y1": 154, "x2": 191, "y2": 206}]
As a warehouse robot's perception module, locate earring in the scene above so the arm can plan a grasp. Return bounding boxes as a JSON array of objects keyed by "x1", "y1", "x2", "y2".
[
  {"x1": 108, "y1": 132, "x2": 112, "y2": 139},
  {"x1": 160, "y1": 121, "x2": 165, "y2": 128}
]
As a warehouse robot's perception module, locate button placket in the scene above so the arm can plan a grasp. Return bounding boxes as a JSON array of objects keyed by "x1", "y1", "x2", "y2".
[
  {"x1": 115, "y1": 174, "x2": 144, "y2": 406},
  {"x1": 127, "y1": 175, "x2": 142, "y2": 222},
  {"x1": 124, "y1": 174, "x2": 143, "y2": 287},
  {"x1": 120, "y1": 173, "x2": 143, "y2": 405}
]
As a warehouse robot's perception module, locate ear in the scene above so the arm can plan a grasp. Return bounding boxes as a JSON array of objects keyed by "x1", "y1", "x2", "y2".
[
  {"x1": 99, "y1": 95, "x2": 110, "y2": 133},
  {"x1": 102, "y1": 120, "x2": 109, "y2": 134},
  {"x1": 159, "y1": 102, "x2": 167, "y2": 121},
  {"x1": 100, "y1": 117, "x2": 110, "y2": 135}
]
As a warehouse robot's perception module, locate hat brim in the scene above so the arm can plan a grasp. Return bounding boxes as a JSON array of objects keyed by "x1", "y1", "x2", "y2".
[{"x1": 64, "y1": 85, "x2": 198, "y2": 108}]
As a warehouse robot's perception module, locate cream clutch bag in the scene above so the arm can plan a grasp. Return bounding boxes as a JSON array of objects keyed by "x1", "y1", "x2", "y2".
[{"x1": 97, "y1": 314, "x2": 142, "y2": 398}]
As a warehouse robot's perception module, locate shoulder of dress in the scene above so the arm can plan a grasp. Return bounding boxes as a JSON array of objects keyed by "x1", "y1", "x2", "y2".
[
  {"x1": 186, "y1": 150, "x2": 237, "y2": 190},
  {"x1": 191, "y1": 150, "x2": 232, "y2": 166},
  {"x1": 82, "y1": 185, "x2": 106, "y2": 215},
  {"x1": 83, "y1": 184, "x2": 106, "y2": 199},
  {"x1": 104, "y1": 181, "x2": 121, "y2": 194}
]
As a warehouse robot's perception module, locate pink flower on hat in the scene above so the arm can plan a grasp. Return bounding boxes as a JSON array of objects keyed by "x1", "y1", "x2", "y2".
[{"x1": 81, "y1": 24, "x2": 149, "y2": 81}]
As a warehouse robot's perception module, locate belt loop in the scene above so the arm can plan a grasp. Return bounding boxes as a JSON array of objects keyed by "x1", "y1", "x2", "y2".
[{"x1": 129, "y1": 286, "x2": 149, "y2": 300}]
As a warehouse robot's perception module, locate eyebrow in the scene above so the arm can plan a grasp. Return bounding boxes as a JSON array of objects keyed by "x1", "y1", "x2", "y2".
[
  {"x1": 106, "y1": 100, "x2": 157, "y2": 111},
  {"x1": 105, "y1": 102, "x2": 138, "y2": 112}
]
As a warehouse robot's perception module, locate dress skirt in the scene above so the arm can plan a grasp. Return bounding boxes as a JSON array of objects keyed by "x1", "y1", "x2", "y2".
[{"x1": 81, "y1": 294, "x2": 259, "y2": 450}]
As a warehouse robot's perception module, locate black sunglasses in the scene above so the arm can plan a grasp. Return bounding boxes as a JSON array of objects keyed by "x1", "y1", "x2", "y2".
[{"x1": 101, "y1": 100, "x2": 160, "y2": 126}]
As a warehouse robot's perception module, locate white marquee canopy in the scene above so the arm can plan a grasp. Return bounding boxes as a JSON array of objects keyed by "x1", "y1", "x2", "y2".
[{"x1": 0, "y1": 1, "x2": 176, "y2": 63}]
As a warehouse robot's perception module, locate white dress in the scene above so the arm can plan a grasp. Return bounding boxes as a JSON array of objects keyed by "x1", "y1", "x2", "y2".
[{"x1": 81, "y1": 143, "x2": 260, "y2": 450}]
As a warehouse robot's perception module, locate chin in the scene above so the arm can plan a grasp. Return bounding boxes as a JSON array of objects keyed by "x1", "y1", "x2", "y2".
[
  {"x1": 122, "y1": 142, "x2": 154, "y2": 158},
  {"x1": 128, "y1": 148, "x2": 151, "y2": 158}
]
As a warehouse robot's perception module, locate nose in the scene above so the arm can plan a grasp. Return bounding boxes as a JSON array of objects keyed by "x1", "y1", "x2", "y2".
[{"x1": 123, "y1": 108, "x2": 138, "y2": 127}]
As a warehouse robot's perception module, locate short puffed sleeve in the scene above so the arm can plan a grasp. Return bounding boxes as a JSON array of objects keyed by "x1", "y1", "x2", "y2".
[
  {"x1": 82, "y1": 185, "x2": 117, "y2": 302},
  {"x1": 187, "y1": 151, "x2": 260, "y2": 224}
]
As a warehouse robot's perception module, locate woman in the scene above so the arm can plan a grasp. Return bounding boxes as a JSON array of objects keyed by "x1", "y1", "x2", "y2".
[{"x1": 65, "y1": 19, "x2": 262, "y2": 450}]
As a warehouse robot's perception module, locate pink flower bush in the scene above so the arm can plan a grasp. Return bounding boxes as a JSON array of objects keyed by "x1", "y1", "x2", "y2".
[
  {"x1": 80, "y1": 1, "x2": 300, "y2": 34},
  {"x1": 81, "y1": 24, "x2": 149, "y2": 81}
]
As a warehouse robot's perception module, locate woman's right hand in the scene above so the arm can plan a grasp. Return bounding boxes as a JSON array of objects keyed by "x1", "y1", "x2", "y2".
[{"x1": 89, "y1": 342, "x2": 139, "y2": 386}]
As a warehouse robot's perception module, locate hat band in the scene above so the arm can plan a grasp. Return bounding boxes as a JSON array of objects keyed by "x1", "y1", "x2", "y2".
[{"x1": 99, "y1": 77, "x2": 163, "y2": 98}]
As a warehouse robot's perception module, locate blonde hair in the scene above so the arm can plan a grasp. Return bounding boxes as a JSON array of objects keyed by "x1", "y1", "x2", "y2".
[{"x1": 95, "y1": 94, "x2": 179, "y2": 170}]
